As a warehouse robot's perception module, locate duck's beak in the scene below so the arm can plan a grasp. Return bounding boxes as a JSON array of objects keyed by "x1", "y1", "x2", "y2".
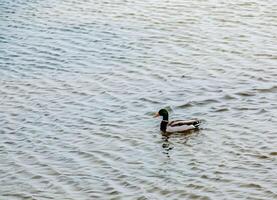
[{"x1": 153, "y1": 112, "x2": 160, "y2": 118}]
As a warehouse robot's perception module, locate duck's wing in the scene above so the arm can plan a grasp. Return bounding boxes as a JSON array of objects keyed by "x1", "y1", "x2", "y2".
[
  {"x1": 166, "y1": 119, "x2": 200, "y2": 133},
  {"x1": 169, "y1": 119, "x2": 200, "y2": 127}
]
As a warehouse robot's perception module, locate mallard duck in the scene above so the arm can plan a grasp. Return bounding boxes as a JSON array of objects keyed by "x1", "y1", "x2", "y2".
[{"x1": 154, "y1": 109, "x2": 200, "y2": 133}]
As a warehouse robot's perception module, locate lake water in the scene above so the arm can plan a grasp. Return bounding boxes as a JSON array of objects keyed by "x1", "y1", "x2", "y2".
[{"x1": 1, "y1": 0, "x2": 277, "y2": 199}]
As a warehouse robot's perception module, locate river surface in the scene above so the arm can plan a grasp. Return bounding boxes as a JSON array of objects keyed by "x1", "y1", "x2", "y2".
[{"x1": 1, "y1": 0, "x2": 277, "y2": 199}]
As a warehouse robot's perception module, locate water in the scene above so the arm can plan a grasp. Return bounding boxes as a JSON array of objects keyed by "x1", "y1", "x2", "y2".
[{"x1": 1, "y1": 0, "x2": 277, "y2": 199}]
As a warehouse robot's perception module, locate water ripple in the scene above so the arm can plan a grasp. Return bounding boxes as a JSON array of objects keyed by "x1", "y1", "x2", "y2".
[{"x1": 1, "y1": 0, "x2": 277, "y2": 199}]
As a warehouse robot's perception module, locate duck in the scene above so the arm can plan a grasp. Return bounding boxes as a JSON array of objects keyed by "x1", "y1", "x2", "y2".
[{"x1": 154, "y1": 109, "x2": 200, "y2": 133}]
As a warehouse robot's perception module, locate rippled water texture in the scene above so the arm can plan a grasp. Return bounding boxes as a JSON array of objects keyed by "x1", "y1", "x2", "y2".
[{"x1": 1, "y1": 0, "x2": 277, "y2": 199}]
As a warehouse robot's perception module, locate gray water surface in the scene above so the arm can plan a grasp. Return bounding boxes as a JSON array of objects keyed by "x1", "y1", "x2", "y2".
[{"x1": 1, "y1": 0, "x2": 277, "y2": 199}]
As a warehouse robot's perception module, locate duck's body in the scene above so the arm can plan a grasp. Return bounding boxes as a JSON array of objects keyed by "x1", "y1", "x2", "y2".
[
  {"x1": 160, "y1": 119, "x2": 200, "y2": 133},
  {"x1": 155, "y1": 109, "x2": 200, "y2": 133}
]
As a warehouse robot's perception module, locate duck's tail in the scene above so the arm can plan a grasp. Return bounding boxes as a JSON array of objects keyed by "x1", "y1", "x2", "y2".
[{"x1": 193, "y1": 120, "x2": 201, "y2": 128}]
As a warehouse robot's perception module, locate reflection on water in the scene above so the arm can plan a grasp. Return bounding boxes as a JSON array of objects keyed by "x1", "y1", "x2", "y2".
[
  {"x1": 161, "y1": 129, "x2": 201, "y2": 157},
  {"x1": 1, "y1": 0, "x2": 277, "y2": 199}
]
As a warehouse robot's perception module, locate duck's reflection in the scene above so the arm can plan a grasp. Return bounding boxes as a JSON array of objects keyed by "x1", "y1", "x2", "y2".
[
  {"x1": 161, "y1": 135, "x2": 173, "y2": 157},
  {"x1": 161, "y1": 129, "x2": 200, "y2": 157}
]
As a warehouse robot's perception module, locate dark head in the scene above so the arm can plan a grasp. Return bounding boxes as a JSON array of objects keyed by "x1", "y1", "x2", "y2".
[
  {"x1": 154, "y1": 109, "x2": 169, "y2": 132},
  {"x1": 154, "y1": 109, "x2": 169, "y2": 121}
]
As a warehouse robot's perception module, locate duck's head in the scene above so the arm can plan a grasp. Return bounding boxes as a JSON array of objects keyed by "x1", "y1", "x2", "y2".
[{"x1": 154, "y1": 109, "x2": 169, "y2": 121}]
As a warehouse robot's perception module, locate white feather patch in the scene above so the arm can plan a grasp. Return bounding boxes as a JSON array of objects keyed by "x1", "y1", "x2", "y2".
[{"x1": 166, "y1": 124, "x2": 195, "y2": 133}]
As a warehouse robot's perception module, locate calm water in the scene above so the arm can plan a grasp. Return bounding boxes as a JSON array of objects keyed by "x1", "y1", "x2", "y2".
[{"x1": 1, "y1": 0, "x2": 277, "y2": 199}]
